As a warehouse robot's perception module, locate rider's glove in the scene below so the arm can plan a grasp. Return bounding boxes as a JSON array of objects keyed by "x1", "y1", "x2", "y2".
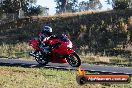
[{"x1": 50, "y1": 35, "x2": 57, "y2": 39}]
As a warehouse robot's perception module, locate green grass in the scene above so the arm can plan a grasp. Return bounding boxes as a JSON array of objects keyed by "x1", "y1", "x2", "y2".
[
  {"x1": 0, "y1": 66, "x2": 75, "y2": 88},
  {"x1": 0, "y1": 43, "x2": 32, "y2": 59},
  {"x1": 0, "y1": 66, "x2": 101, "y2": 88},
  {"x1": 0, "y1": 66, "x2": 132, "y2": 88}
]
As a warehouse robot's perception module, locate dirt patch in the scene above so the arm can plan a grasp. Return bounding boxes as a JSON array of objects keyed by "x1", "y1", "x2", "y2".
[{"x1": 0, "y1": 70, "x2": 13, "y2": 76}]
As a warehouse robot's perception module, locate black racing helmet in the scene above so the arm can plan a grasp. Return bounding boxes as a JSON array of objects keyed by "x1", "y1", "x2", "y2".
[{"x1": 42, "y1": 25, "x2": 52, "y2": 36}]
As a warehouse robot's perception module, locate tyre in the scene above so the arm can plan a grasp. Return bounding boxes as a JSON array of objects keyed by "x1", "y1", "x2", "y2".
[
  {"x1": 76, "y1": 75, "x2": 87, "y2": 85},
  {"x1": 66, "y1": 52, "x2": 81, "y2": 67},
  {"x1": 35, "y1": 57, "x2": 48, "y2": 65},
  {"x1": 35, "y1": 52, "x2": 49, "y2": 65}
]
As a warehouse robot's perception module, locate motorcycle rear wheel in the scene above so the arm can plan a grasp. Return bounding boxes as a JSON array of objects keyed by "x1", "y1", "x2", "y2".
[
  {"x1": 35, "y1": 52, "x2": 49, "y2": 65},
  {"x1": 35, "y1": 57, "x2": 48, "y2": 65},
  {"x1": 66, "y1": 52, "x2": 81, "y2": 67}
]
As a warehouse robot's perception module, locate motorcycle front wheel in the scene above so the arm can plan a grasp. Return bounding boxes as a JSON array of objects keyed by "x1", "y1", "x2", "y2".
[{"x1": 66, "y1": 52, "x2": 81, "y2": 67}]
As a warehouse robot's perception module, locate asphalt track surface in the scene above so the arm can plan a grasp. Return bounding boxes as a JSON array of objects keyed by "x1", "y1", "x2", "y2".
[{"x1": 0, "y1": 58, "x2": 132, "y2": 75}]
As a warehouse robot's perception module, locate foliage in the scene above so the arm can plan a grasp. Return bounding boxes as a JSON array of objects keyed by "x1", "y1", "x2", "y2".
[
  {"x1": 79, "y1": 0, "x2": 102, "y2": 11},
  {"x1": 0, "y1": 7, "x2": 2, "y2": 17},
  {"x1": 55, "y1": 0, "x2": 68, "y2": 13},
  {"x1": 0, "y1": 0, "x2": 40, "y2": 18},
  {"x1": 55, "y1": 0, "x2": 103, "y2": 13},
  {"x1": 128, "y1": 16, "x2": 132, "y2": 25},
  {"x1": 29, "y1": 0, "x2": 37, "y2": 4},
  {"x1": 106, "y1": 0, "x2": 132, "y2": 9},
  {"x1": 117, "y1": 18, "x2": 128, "y2": 32},
  {"x1": 66, "y1": 0, "x2": 78, "y2": 12},
  {"x1": 113, "y1": 0, "x2": 129, "y2": 10},
  {"x1": 0, "y1": 0, "x2": 29, "y2": 14},
  {"x1": 27, "y1": 5, "x2": 43, "y2": 16},
  {"x1": 55, "y1": 0, "x2": 78, "y2": 13}
]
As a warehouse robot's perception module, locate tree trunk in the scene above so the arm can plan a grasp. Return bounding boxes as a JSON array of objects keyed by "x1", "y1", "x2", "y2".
[{"x1": 61, "y1": 0, "x2": 68, "y2": 13}]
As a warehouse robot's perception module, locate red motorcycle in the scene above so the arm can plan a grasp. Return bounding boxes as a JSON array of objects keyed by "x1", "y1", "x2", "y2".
[{"x1": 29, "y1": 34, "x2": 81, "y2": 67}]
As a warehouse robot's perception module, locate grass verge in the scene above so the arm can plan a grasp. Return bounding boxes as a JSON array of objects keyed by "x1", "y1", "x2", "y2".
[{"x1": 0, "y1": 66, "x2": 132, "y2": 88}]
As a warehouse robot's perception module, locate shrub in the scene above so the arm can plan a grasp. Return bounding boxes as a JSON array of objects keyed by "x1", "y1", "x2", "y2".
[{"x1": 113, "y1": 0, "x2": 129, "y2": 10}]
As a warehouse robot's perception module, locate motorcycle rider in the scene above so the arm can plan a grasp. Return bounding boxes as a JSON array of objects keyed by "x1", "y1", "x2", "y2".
[{"x1": 38, "y1": 25, "x2": 53, "y2": 54}]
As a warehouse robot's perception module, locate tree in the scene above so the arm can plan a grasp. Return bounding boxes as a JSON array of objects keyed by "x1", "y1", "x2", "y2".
[
  {"x1": 0, "y1": 0, "x2": 39, "y2": 18},
  {"x1": 28, "y1": 0, "x2": 37, "y2": 7},
  {"x1": 113, "y1": 0, "x2": 129, "y2": 9},
  {"x1": 1, "y1": 0, "x2": 20, "y2": 14},
  {"x1": 79, "y1": 0, "x2": 102, "y2": 11},
  {"x1": 128, "y1": 0, "x2": 132, "y2": 8},
  {"x1": 0, "y1": 0, "x2": 29, "y2": 18},
  {"x1": 55, "y1": 0, "x2": 68, "y2": 13},
  {"x1": 29, "y1": 0, "x2": 37, "y2": 4},
  {"x1": 106, "y1": 0, "x2": 132, "y2": 9},
  {"x1": 66, "y1": 0, "x2": 78, "y2": 12},
  {"x1": 79, "y1": 1, "x2": 89, "y2": 11},
  {"x1": 55, "y1": 0, "x2": 78, "y2": 13},
  {"x1": 27, "y1": 5, "x2": 43, "y2": 16}
]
